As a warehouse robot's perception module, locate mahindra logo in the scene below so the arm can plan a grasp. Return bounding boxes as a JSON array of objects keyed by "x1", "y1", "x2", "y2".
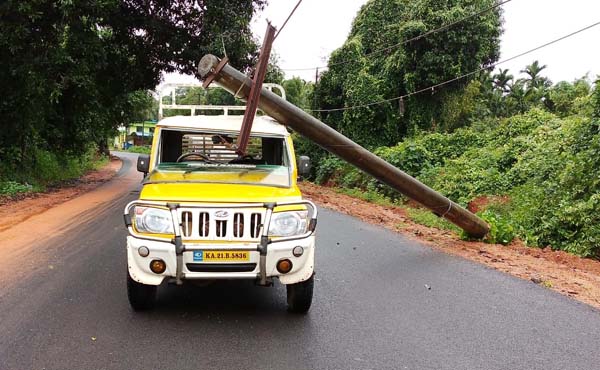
[{"x1": 214, "y1": 210, "x2": 229, "y2": 219}]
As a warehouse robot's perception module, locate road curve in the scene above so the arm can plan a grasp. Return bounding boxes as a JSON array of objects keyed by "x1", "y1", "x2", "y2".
[{"x1": 0, "y1": 152, "x2": 599, "y2": 370}]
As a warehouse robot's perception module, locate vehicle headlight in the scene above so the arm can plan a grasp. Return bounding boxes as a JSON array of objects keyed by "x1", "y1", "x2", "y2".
[
  {"x1": 268, "y1": 211, "x2": 308, "y2": 237},
  {"x1": 134, "y1": 207, "x2": 174, "y2": 234}
]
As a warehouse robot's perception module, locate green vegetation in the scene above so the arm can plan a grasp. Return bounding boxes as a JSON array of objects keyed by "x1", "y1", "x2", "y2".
[
  {"x1": 288, "y1": 0, "x2": 600, "y2": 258},
  {"x1": 1, "y1": 0, "x2": 265, "y2": 186},
  {"x1": 469, "y1": 210, "x2": 515, "y2": 246},
  {"x1": 3, "y1": 0, "x2": 598, "y2": 260},
  {"x1": 314, "y1": 0, "x2": 502, "y2": 147},
  {"x1": 0, "y1": 181, "x2": 32, "y2": 196},
  {"x1": 302, "y1": 84, "x2": 600, "y2": 256},
  {"x1": 127, "y1": 146, "x2": 152, "y2": 154},
  {"x1": 0, "y1": 147, "x2": 108, "y2": 196},
  {"x1": 406, "y1": 208, "x2": 460, "y2": 233},
  {"x1": 335, "y1": 187, "x2": 398, "y2": 207}
]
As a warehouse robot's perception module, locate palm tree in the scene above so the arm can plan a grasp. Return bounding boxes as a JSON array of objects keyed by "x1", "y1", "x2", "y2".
[
  {"x1": 521, "y1": 60, "x2": 549, "y2": 91},
  {"x1": 507, "y1": 78, "x2": 528, "y2": 114},
  {"x1": 493, "y1": 69, "x2": 513, "y2": 94}
]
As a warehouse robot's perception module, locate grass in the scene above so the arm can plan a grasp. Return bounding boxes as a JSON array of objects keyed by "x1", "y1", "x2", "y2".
[
  {"x1": 0, "y1": 181, "x2": 32, "y2": 196},
  {"x1": 90, "y1": 155, "x2": 109, "y2": 170},
  {"x1": 334, "y1": 187, "x2": 399, "y2": 207},
  {"x1": 332, "y1": 186, "x2": 460, "y2": 233},
  {"x1": 0, "y1": 148, "x2": 109, "y2": 196},
  {"x1": 127, "y1": 146, "x2": 151, "y2": 154},
  {"x1": 405, "y1": 207, "x2": 461, "y2": 232}
]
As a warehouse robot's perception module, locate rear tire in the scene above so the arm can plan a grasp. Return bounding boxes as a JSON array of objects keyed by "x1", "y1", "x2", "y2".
[
  {"x1": 286, "y1": 274, "x2": 314, "y2": 313},
  {"x1": 127, "y1": 272, "x2": 157, "y2": 311}
]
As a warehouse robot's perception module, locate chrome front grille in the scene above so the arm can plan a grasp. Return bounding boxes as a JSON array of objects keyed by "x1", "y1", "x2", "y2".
[
  {"x1": 182, "y1": 211, "x2": 193, "y2": 237},
  {"x1": 250, "y1": 213, "x2": 261, "y2": 238},
  {"x1": 177, "y1": 208, "x2": 264, "y2": 241},
  {"x1": 233, "y1": 213, "x2": 243, "y2": 237}
]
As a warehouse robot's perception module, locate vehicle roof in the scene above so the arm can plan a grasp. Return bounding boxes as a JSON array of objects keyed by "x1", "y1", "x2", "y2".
[{"x1": 157, "y1": 115, "x2": 289, "y2": 136}]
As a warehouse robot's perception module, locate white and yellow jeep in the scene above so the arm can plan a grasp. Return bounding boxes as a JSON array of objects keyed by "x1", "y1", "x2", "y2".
[{"x1": 123, "y1": 84, "x2": 317, "y2": 313}]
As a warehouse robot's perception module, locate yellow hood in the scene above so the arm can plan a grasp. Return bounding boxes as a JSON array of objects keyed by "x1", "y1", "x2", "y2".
[
  {"x1": 140, "y1": 183, "x2": 301, "y2": 203},
  {"x1": 140, "y1": 170, "x2": 301, "y2": 203}
]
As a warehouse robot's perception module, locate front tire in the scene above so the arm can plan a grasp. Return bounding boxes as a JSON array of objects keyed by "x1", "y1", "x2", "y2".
[
  {"x1": 127, "y1": 272, "x2": 157, "y2": 311},
  {"x1": 286, "y1": 274, "x2": 314, "y2": 313}
]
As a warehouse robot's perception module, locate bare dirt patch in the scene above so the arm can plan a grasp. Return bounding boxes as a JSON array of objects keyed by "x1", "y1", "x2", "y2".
[
  {"x1": 300, "y1": 182, "x2": 600, "y2": 310},
  {"x1": 0, "y1": 156, "x2": 122, "y2": 233}
]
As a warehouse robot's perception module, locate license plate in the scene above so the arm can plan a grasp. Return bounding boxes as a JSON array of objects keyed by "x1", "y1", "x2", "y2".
[{"x1": 193, "y1": 250, "x2": 249, "y2": 262}]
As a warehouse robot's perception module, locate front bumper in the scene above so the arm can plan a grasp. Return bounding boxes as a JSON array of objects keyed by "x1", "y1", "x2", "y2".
[
  {"x1": 124, "y1": 200, "x2": 317, "y2": 286},
  {"x1": 127, "y1": 235, "x2": 315, "y2": 285}
]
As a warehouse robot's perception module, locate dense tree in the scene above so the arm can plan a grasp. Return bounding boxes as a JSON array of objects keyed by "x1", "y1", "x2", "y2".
[
  {"x1": 591, "y1": 78, "x2": 600, "y2": 120},
  {"x1": 313, "y1": 0, "x2": 503, "y2": 148},
  {"x1": 127, "y1": 91, "x2": 157, "y2": 123},
  {"x1": 282, "y1": 77, "x2": 313, "y2": 110},
  {"x1": 0, "y1": 0, "x2": 265, "y2": 180},
  {"x1": 544, "y1": 78, "x2": 592, "y2": 117}
]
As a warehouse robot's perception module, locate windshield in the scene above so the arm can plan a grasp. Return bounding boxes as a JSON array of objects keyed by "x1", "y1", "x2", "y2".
[{"x1": 149, "y1": 129, "x2": 292, "y2": 188}]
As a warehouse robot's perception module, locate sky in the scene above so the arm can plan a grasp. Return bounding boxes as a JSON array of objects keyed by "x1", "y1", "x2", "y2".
[{"x1": 161, "y1": 0, "x2": 600, "y2": 89}]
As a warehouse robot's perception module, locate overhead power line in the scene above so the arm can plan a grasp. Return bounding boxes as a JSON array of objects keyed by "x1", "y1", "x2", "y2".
[
  {"x1": 309, "y1": 20, "x2": 600, "y2": 113},
  {"x1": 283, "y1": 0, "x2": 512, "y2": 72}
]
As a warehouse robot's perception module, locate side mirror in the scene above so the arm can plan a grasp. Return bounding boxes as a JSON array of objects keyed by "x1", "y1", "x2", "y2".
[
  {"x1": 137, "y1": 154, "x2": 150, "y2": 175},
  {"x1": 297, "y1": 156, "x2": 311, "y2": 180}
]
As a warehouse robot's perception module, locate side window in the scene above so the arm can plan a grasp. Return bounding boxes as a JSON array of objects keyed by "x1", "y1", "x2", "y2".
[{"x1": 262, "y1": 137, "x2": 284, "y2": 165}]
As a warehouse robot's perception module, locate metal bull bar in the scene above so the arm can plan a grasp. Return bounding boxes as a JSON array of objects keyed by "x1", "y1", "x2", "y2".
[
  {"x1": 124, "y1": 200, "x2": 318, "y2": 286},
  {"x1": 197, "y1": 54, "x2": 490, "y2": 238}
]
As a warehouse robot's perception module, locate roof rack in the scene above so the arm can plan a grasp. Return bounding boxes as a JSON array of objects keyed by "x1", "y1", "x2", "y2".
[{"x1": 158, "y1": 83, "x2": 286, "y2": 120}]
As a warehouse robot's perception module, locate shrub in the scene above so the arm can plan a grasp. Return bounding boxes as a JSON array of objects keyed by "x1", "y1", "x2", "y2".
[
  {"x1": 1, "y1": 146, "x2": 105, "y2": 192},
  {"x1": 0, "y1": 181, "x2": 31, "y2": 196},
  {"x1": 406, "y1": 207, "x2": 459, "y2": 232},
  {"x1": 309, "y1": 104, "x2": 600, "y2": 256},
  {"x1": 127, "y1": 146, "x2": 151, "y2": 154},
  {"x1": 314, "y1": 156, "x2": 346, "y2": 184},
  {"x1": 476, "y1": 210, "x2": 515, "y2": 245}
]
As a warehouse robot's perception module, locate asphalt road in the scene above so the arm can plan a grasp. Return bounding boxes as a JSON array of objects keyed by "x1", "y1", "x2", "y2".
[{"x1": 1, "y1": 152, "x2": 599, "y2": 370}]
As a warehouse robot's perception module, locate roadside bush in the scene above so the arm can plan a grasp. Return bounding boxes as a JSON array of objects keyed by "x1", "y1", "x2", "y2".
[
  {"x1": 127, "y1": 146, "x2": 151, "y2": 154},
  {"x1": 416, "y1": 128, "x2": 489, "y2": 164},
  {"x1": 420, "y1": 147, "x2": 510, "y2": 205},
  {"x1": 314, "y1": 156, "x2": 346, "y2": 184},
  {"x1": 476, "y1": 209, "x2": 515, "y2": 245},
  {"x1": 0, "y1": 181, "x2": 32, "y2": 196},
  {"x1": 310, "y1": 104, "x2": 600, "y2": 257},
  {"x1": 1, "y1": 146, "x2": 105, "y2": 192},
  {"x1": 375, "y1": 141, "x2": 433, "y2": 178}
]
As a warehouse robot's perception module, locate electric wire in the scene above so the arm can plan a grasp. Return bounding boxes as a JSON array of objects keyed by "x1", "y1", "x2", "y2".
[
  {"x1": 274, "y1": 0, "x2": 304, "y2": 40},
  {"x1": 283, "y1": 0, "x2": 512, "y2": 72},
  {"x1": 309, "y1": 20, "x2": 600, "y2": 113}
]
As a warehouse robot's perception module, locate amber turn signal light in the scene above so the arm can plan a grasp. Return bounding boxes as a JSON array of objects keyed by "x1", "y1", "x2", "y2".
[
  {"x1": 150, "y1": 259, "x2": 166, "y2": 274},
  {"x1": 276, "y1": 259, "x2": 293, "y2": 274}
]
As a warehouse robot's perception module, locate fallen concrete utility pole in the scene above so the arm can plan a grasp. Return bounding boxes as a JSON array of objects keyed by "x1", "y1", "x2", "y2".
[{"x1": 198, "y1": 54, "x2": 489, "y2": 238}]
